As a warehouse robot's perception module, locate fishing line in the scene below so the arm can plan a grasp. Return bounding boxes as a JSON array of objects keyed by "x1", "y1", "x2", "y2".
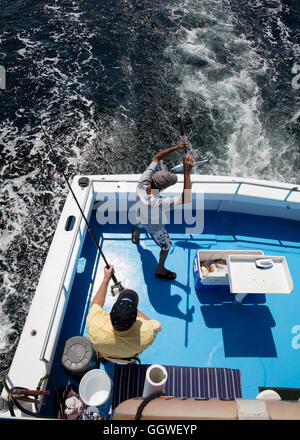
[
  {"x1": 30, "y1": 105, "x2": 124, "y2": 296},
  {"x1": 170, "y1": 114, "x2": 212, "y2": 173}
]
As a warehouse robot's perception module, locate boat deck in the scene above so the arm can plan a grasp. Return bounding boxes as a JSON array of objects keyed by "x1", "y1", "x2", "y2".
[{"x1": 46, "y1": 209, "x2": 300, "y2": 417}]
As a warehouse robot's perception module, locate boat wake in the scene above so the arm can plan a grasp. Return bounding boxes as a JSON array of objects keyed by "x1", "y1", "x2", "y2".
[{"x1": 165, "y1": 0, "x2": 300, "y2": 181}]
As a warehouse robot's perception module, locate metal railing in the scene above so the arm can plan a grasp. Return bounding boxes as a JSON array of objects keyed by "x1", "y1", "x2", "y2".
[{"x1": 91, "y1": 175, "x2": 300, "y2": 203}]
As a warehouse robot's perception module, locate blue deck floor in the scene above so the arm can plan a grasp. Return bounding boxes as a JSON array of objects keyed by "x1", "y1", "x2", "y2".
[{"x1": 48, "y1": 209, "x2": 300, "y2": 415}]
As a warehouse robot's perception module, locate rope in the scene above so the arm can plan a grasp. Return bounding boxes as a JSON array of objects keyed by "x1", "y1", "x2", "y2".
[
  {"x1": 2, "y1": 379, "x2": 16, "y2": 417},
  {"x1": 37, "y1": 375, "x2": 65, "y2": 419},
  {"x1": 1, "y1": 374, "x2": 65, "y2": 419},
  {"x1": 2, "y1": 378, "x2": 44, "y2": 418},
  {"x1": 134, "y1": 391, "x2": 165, "y2": 420}
]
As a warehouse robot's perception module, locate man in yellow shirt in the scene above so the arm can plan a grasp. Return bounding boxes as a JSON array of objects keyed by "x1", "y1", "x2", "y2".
[{"x1": 87, "y1": 265, "x2": 161, "y2": 363}]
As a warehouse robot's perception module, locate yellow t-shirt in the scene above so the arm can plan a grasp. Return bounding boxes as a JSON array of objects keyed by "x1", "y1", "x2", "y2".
[{"x1": 86, "y1": 304, "x2": 162, "y2": 363}]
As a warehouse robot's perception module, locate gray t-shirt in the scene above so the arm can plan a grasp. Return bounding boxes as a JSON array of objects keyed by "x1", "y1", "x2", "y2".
[{"x1": 136, "y1": 161, "x2": 180, "y2": 232}]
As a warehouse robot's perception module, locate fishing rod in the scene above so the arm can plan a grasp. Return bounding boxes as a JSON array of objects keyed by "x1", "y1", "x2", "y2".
[
  {"x1": 177, "y1": 113, "x2": 188, "y2": 153},
  {"x1": 32, "y1": 107, "x2": 124, "y2": 296},
  {"x1": 171, "y1": 113, "x2": 212, "y2": 173}
]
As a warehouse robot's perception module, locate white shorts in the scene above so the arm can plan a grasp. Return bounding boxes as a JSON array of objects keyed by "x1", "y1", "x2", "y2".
[{"x1": 148, "y1": 227, "x2": 173, "y2": 251}]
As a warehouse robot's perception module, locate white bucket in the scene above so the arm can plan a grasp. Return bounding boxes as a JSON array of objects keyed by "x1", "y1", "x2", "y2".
[
  {"x1": 79, "y1": 369, "x2": 112, "y2": 407},
  {"x1": 256, "y1": 389, "x2": 281, "y2": 400}
]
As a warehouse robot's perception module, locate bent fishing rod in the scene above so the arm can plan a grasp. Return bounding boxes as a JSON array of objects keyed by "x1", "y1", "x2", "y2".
[
  {"x1": 171, "y1": 114, "x2": 212, "y2": 173},
  {"x1": 31, "y1": 107, "x2": 124, "y2": 296},
  {"x1": 177, "y1": 113, "x2": 188, "y2": 153}
]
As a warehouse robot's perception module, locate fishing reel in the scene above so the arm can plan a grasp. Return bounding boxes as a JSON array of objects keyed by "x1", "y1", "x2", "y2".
[{"x1": 111, "y1": 281, "x2": 125, "y2": 296}]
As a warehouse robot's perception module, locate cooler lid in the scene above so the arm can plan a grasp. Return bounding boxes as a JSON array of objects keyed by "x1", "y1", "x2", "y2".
[{"x1": 226, "y1": 255, "x2": 293, "y2": 294}]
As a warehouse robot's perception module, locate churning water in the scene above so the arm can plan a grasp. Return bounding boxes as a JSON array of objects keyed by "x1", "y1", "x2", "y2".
[{"x1": 0, "y1": 0, "x2": 299, "y2": 378}]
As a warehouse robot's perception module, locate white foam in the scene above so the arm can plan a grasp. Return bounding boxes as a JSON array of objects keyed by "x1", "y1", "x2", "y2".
[
  {"x1": 290, "y1": 108, "x2": 300, "y2": 123},
  {"x1": 0, "y1": 304, "x2": 16, "y2": 353},
  {"x1": 165, "y1": 0, "x2": 298, "y2": 183}
]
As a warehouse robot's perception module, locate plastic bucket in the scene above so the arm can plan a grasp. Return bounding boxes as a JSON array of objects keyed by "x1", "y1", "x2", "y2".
[
  {"x1": 79, "y1": 369, "x2": 112, "y2": 407},
  {"x1": 61, "y1": 336, "x2": 99, "y2": 381},
  {"x1": 256, "y1": 389, "x2": 281, "y2": 400}
]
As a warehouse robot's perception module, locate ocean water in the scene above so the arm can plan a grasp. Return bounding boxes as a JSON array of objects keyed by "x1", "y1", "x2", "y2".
[{"x1": 0, "y1": 0, "x2": 299, "y2": 379}]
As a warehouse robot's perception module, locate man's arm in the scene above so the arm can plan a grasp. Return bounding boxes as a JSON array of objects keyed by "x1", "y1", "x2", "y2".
[
  {"x1": 137, "y1": 309, "x2": 150, "y2": 320},
  {"x1": 178, "y1": 153, "x2": 194, "y2": 204},
  {"x1": 137, "y1": 141, "x2": 189, "y2": 190},
  {"x1": 92, "y1": 265, "x2": 114, "y2": 308},
  {"x1": 153, "y1": 141, "x2": 188, "y2": 162}
]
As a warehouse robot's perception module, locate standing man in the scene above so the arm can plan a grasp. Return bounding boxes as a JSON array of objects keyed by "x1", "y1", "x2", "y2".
[
  {"x1": 132, "y1": 142, "x2": 194, "y2": 280},
  {"x1": 87, "y1": 265, "x2": 161, "y2": 363}
]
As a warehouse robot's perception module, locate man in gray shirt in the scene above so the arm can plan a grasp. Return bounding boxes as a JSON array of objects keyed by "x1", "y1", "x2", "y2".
[{"x1": 132, "y1": 142, "x2": 194, "y2": 280}]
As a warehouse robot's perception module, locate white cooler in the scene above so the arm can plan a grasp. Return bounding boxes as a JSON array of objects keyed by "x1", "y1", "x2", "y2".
[{"x1": 193, "y1": 249, "x2": 293, "y2": 301}]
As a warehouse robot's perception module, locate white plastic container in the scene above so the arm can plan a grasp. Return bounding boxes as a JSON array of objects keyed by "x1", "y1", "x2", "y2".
[
  {"x1": 227, "y1": 255, "x2": 293, "y2": 294},
  {"x1": 256, "y1": 390, "x2": 281, "y2": 400},
  {"x1": 79, "y1": 369, "x2": 112, "y2": 407},
  {"x1": 193, "y1": 249, "x2": 264, "y2": 289}
]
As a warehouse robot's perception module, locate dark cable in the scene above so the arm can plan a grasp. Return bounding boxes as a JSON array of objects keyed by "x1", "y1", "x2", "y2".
[{"x1": 134, "y1": 391, "x2": 165, "y2": 420}]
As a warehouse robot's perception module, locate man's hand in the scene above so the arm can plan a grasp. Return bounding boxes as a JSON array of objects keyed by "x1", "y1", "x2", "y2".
[
  {"x1": 178, "y1": 141, "x2": 189, "y2": 150},
  {"x1": 153, "y1": 141, "x2": 189, "y2": 162},
  {"x1": 104, "y1": 264, "x2": 114, "y2": 282},
  {"x1": 183, "y1": 153, "x2": 194, "y2": 172},
  {"x1": 92, "y1": 264, "x2": 114, "y2": 307}
]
